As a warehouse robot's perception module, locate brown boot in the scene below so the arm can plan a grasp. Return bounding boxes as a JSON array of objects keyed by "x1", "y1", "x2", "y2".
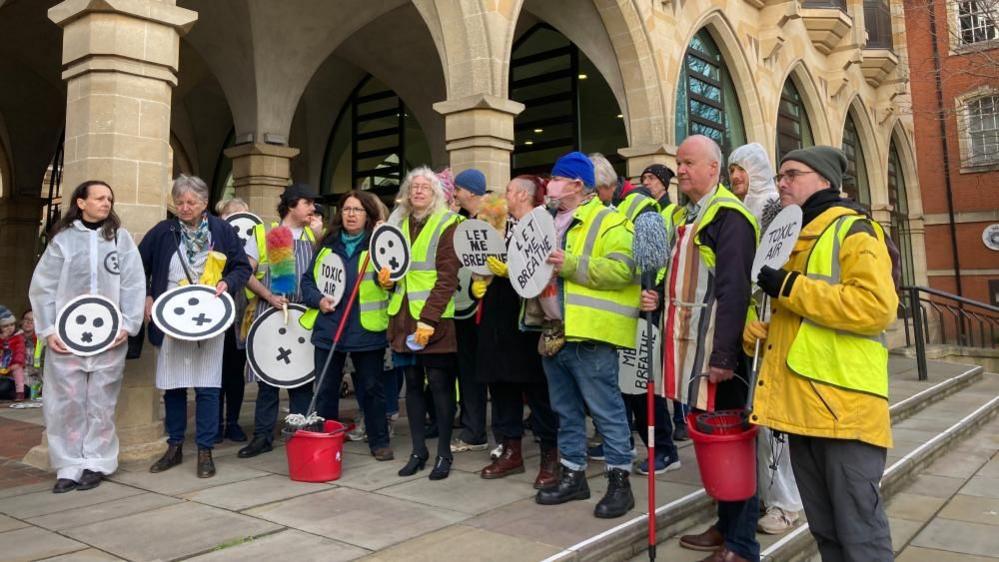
[
  {"x1": 534, "y1": 445, "x2": 559, "y2": 490},
  {"x1": 481, "y1": 439, "x2": 525, "y2": 479},
  {"x1": 698, "y1": 547, "x2": 749, "y2": 562},
  {"x1": 679, "y1": 525, "x2": 724, "y2": 551},
  {"x1": 197, "y1": 448, "x2": 216, "y2": 478}
]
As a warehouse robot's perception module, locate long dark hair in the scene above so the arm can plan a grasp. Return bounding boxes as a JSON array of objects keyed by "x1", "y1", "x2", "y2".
[
  {"x1": 319, "y1": 190, "x2": 381, "y2": 247},
  {"x1": 50, "y1": 180, "x2": 121, "y2": 241}
]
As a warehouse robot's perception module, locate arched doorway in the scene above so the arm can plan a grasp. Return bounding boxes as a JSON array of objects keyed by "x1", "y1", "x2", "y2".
[
  {"x1": 776, "y1": 76, "x2": 815, "y2": 160},
  {"x1": 841, "y1": 110, "x2": 870, "y2": 206}
]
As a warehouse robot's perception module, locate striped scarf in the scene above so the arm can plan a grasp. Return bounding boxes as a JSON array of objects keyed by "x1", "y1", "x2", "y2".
[{"x1": 179, "y1": 214, "x2": 211, "y2": 263}]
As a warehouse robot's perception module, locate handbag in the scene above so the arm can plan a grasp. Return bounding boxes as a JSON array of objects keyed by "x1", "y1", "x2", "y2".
[{"x1": 538, "y1": 319, "x2": 566, "y2": 357}]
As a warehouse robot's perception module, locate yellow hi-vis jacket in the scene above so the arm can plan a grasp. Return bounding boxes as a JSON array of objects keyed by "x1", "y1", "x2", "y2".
[
  {"x1": 387, "y1": 209, "x2": 463, "y2": 320},
  {"x1": 299, "y1": 247, "x2": 389, "y2": 332},
  {"x1": 617, "y1": 191, "x2": 658, "y2": 223}
]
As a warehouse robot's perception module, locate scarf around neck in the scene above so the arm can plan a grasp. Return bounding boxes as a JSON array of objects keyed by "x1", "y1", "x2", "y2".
[{"x1": 179, "y1": 213, "x2": 211, "y2": 262}]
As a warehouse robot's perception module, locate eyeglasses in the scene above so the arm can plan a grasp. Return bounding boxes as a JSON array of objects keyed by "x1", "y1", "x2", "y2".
[
  {"x1": 773, "y1": 170, "x2": 817, "y2": 183},
  {"x1": 341, "y1": 206, "x2": 366, "y2": 215}
]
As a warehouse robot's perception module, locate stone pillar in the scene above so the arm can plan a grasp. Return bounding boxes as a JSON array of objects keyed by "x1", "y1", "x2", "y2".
[
  {"x1": 433, "y1": 94, "x2": 523, "y2": 191},
  {"x1": 619, "y1": 143, "x2": 679, "y2": 203},
  {"x1": 224, "y1": 143, "x2": 299, "y2": 225},
  {"x1": 24, "y1": 0, "x2": 198, "y2": 469},
  {"x1": 0, "y1": 197, "x2": 44, "y2": 312}
]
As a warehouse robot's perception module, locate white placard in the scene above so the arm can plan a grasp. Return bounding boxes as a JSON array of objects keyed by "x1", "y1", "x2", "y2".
[
  {"x1": 152, "y1": 285, "x2": 236, "y2": 342},
  {"x1": 369, "y1": 223, "x2": 410, "y2": 281},
  {"x1": 983, "y1": 224, "x2": 999, "y2": 251},
  {"x1": 316, "y1": 252, "x2": 347, "y2": 308},
  {"x1": 453, "y1": 219, "x2": 507, "y2": 276},
  {"x1": 247, "y1": 303, "x2": 315, "y2": 389},
  {"x1": 618, "y1": 319, "x2": 661, "y2": 395},
  {"x1": 507, "y1": 206, "x2": 557, "y2": 298},
  {"x1": 752, "y1": 204, "x2": 802, "y2": 280},
  {"x1": 225, "y1": 212, "x2": 263, "y2": 258},
  {"x1": 454, "y1": 267, "x2": 478, "y2": 320},
  {"x1": 56, "y1": 295, "x2": 123, "y2": 357}
]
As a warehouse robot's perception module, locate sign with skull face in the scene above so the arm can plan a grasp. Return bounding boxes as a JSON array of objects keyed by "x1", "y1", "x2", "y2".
[
  {"x1": 225, "y1": 212, "x2": 264, "y2": 258},
  {"x1": 246, "y1": 303, "x2": 315, "y2": 388},
  {"x1": 57, "y1": 295, "x2": 123, "y2": 357},
  {"x1": 152, "y1": 285, "x2": 236, "y2": 341},
  {"x1": 453, "y1": 267, "x2": 477, "y2": 320},
  {"x1": 369, "y1": 224, "x2": 410, "y2": 281}
]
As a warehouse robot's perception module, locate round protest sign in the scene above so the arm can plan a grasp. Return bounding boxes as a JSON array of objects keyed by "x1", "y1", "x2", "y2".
[
  {"x1": 453, "y1": 267, "x2": 478, "y2": 320},
  {"x1": 618, "y1": 319, "x2": 661, "y2": 395},
  {"x1": 370, "y1": 223, "x2": 410, "y2": 282},
  {"x1": 316, "y1": 252, "x2": 346, "y2": 308},
  {"x1": 57, "y1": 295, "x2": 123, "y2": 357},
  {"x1": 247, "y1": 303, "x2": 315, "y2": 389},
  {"x1": 152, "y1": 285, "x2": 236, "y2": 342},
  {"x1": 454, "y1": 219, "x2": 507, "y2": 276},
  {"x1": 507, "y1": 206, "x2": 556, "y2": 299},
  {"x1": 752, "y1": 204, "x2": 802, "y2": 280},
  {"x1": 225, "y1": 212, "x2": 263, "y2": 257}
]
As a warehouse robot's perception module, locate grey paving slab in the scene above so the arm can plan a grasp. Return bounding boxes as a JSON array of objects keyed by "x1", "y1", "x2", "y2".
[
  {"x1": 464, "y1": 496, "x2": 630, "y2": 549},
  {"x1": 43, "y1": 548, "x2": 125, "y2": 561},
  {"x1": 938, "y1": 494, "x2": 999, "y2": 527},
  {"x1": 245, "y1": 487, "x2": 468, "y2": 550},
  {"x1": 0, "y1": 481, "x2": 143, "y2": 519},
  {"x1": 895, "y1": 414, "x2": 964, "y2": 432},
  {"x1": 910, "y1": 518, "x2": 999, "y2": 558},
  {"x1": 109, "y1": 458, "x2": 270, "y2": 495},
  {"x1": 887, "y1": 492, "x2": 948, "y2": 522},
  {"x1": 897, "y1": 546, "x2": 998, "y2": 562},
  {"x1": 891, "y1": 517, "x2": 926, "y2": 552},
  {"x1": 236, "y1": 448, "x2": 293, "y2": 475},
  {"x1": 925, "y1": 451, "x2": 995, "y2": 480},
  {"x1": 0, "y1": 514, "x2": 28, "y2": 533},
  {"x1": 181, "y1": 474, "x2": 334, "y2": 511},
  {"x1": 27, "y1": 491, "x2": 181, "y2": 531},
  {"x1": 332, "y1": 455, "x2": 432, "y2": 491},
  {"x1": 363, "y1": 524, "x2": 562, "y2": 561},
  {"x1": 961, "y1": 476, "x2": 999, "y2": 499},
  {"x1": 0, "y1": 525, "x2": 88, "y2": 561},
  {"x1": 904, "y1": 474, "x2": 968, "y2": 499},
  {"x1": 0, "y1": 481, "x2": 49, "y2": 500},
  {"x1": 978, "y1": 457, "x2": 999, "y2": 479},
  {"x1": 186, "y1": 529, "x2": 367, "y2": 562},
  {"x1": 377, "y1": 469, "x2": 536, "y2": 515},
  {"x1": 62, "y1": 501, "x2": 282, "y2": 562}
]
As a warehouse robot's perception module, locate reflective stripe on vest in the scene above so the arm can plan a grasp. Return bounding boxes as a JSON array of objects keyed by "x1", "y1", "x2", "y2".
[
  {"x1": 617, "y1": 192, "x2": 657, "y2": 223},
  {"x1": 786, "y1": 214, "x2": 890, "y2": 398},
  {"x1": 299, "y1": 247, "x2": 389, "y2": 332},
  {"x1": 387, "y1": 210, "x2": 462, "y2": 320}
]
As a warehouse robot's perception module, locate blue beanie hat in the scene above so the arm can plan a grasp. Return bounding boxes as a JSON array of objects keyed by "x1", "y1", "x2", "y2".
[
  {"x1": 454, "y1": 169, "x2": 487, "y2": 196},
  {"x1": 552, "y1": 151, "x2": 595, "y2": 188},
  {"x1": 0, "y1": 306, "x2": 14, "y2": 327}
]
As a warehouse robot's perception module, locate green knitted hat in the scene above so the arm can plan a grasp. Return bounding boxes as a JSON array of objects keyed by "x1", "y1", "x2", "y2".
[{"x1": 780, "y1": 146, "x2": 849, "y2": 191}]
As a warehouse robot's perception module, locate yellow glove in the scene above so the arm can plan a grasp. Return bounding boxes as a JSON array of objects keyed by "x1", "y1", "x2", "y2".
[
  {"x1": 413, "y1": 321, "x2": 435, "y2": 347},
  {"x1": 471, "y1": 278, "x2": 489, "y2": 299},
  {"x1": 742, "y1": 320, "x2": 770, "y2": 356},
  {"x1": 377, "y1": 266, "x2": 394, "y2": 289},
  {"x1": 486, "y1": 256, "x2": 508, "y2": 278}
]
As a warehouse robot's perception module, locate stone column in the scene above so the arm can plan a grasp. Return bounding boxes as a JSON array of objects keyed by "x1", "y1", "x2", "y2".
[
  {"x1": 619, "y1": 143, "x2": 679, "y2": 203},
  {"x1": 433, "y1": 94, "x2": 523, "y2": 191},
  {"x1": 24, "y1": 0, "x2": 198, "y2": 469},
  {"x1": 224, "y1": 143, "x2": 299, "y2": 225},
  {"x1": 0, "y1": 197, "x2": 44, "y2": 312}
]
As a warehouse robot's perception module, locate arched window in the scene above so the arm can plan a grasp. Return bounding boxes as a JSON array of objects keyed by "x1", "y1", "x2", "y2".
[
  {"x1": 210, "y1": 128, "x2": 234, "y2": 207},
  {"x1": 841, "y1": 112, "x2": 870, "y2": 206},
  {"x1": 509, "y1": 24, "x2": 627, "y2": 177},
  {"x1": 320, "y1": 75, "x2": 431, "y2": 200},
  {"x1": 776, "y1": 77, "x2": 814, "y2": 160},
  {"x1": 888, "y1": 137, "x2": 915, "y2": 287},
  {"x1": 675, "y1": 29, "x2": 746, "y2": 160}
]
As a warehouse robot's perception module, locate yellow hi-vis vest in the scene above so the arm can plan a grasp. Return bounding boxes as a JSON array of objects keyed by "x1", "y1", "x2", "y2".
[
  {"x1": 246, "y1": 222, "x2": 315, "y2": 299},
  {"x1": 563, "y1": 198, "x2": 641, "y2": 348},
  {"x1": 616, "y1": 191, "x2": 658, "y2": 223},
  {"x1": 786, "y1": 214, "x2": 890, "y2": 398},
  {"x1": 300, "y1": 247, "x2": 389, "y2": 333},
  {"x1": 387, "y1": 209, "x2": 463, "y2": 320}
]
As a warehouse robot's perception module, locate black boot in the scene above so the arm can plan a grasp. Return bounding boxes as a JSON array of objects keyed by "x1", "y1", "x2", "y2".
[
  {"x1": 535, "y1": 465, "x2": 590, "y2": 505},
  {"x1": 398, "y1": 453, "x2": 428, "y2": 477},
  {"x1": 428, "y1": 456, "x2": 452, "y2": 480},
  {"x1": 237, "y1": 436, "x2": 272, "y2": 458},
  {"x1": 149, "y1": 443, "x2": 183, "y2": 473},
  {"x1": 197, "y1": 448, "x2": 216, "y2": 478},
  {"x1": 76, "y1": 470, "x2": 104, "y2": 491},
  {"x1": 594, "y1": 468, "x2": 634, "y2": 518},
  {"x1": 52, "y1": 478, "x2": 77, "y2": 494}
]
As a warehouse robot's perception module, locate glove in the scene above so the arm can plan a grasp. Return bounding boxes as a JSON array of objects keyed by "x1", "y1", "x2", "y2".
[
  {"x1": 742, "y1": 320, "x2": 769, "y2": 355},
  {"x1": 377, "y1": 266, "x2": 394, "y2": 289},
  {"x1": 471, "y1": 278, "x2": 489, "y2": 299},
  {"x1": 486, "y1": 256, "x2": 508, "y2": 278},
  {"x1": 413, "y1": 321, "x2": 435, "y2": 347},
  {"x1": 757, "y1": 266, "x2": 792, "y2": 299}
]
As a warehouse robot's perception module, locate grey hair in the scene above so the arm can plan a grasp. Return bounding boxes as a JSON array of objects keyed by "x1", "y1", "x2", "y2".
[
  {"x1": 215, "y1": 197, "x2": 248, "y2": 216},
  {"x1": 589, "y1": 153, "x2": 618, "y2": 189},
  {"x1": 394, "y1": 166, "x2": 447, "y2": 220},
  {"x1": 510, "y1": 176, "x2": 538, "y2": 199},
  {"x1": 684, "y1": 135, "x2": 724, "y2": 184},
  {"x1": 171, "y1": 174, "x2": 210, "y2": 204}
]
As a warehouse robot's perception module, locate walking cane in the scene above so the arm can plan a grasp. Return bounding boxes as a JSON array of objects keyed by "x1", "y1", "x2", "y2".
[{"x1": 632, "y1": 212, "x2": 670, "y2": 562}]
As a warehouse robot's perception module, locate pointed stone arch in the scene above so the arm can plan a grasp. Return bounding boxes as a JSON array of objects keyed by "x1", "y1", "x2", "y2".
[
  {"x1": 840, "y1": 96, "x2": 885, "y2": 208},
  {"x1": 776, "y1": 60, "x2": 833, "y2": 146}
]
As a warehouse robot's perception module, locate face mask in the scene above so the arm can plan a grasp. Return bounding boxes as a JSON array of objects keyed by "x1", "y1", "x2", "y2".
[{"x1": 546, "y1": 180, "x2": 577, "y2": 211}]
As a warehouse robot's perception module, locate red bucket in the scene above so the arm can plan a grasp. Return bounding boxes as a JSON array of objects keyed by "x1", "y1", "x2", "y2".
[
  {"x1": 285, "y1": 420, "x2": 346, "y2": 482},
  {"x1": 686, "y1": 411, "x2": 758, "y2": 501}
]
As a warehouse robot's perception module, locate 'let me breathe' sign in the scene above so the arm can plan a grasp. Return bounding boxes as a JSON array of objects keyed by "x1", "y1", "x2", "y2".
[{"x1": 507, "y1": 207, "x2": 556, "y2": 299}]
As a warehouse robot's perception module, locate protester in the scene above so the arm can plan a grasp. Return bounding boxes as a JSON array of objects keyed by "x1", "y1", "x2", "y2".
[
  {"x1": 385, "y1": 167, "x2": 462, "y2": 480},
  {"x1": 301, "y1": 190, "x2": 393, "y2": 461},
  {"x1": 747, "y1": 146, "x2": 897, "y2": 561},
  {"x1": 728, "y1": 142, "x2": 802, "y2": 535},
  {"x1": 617, "y1": 163, "x2": 674, "y2": 222},
  {"x1": 18, "y1": 310, "x2": 42, "y2": 397},
  {"x1": 533, "y1": 151, "x2": 640, "y2": 519},
  {"x1": 140, "y1": 175, "x2": 252, "y2": 478},
  {"x1": 654, "y1": 136, "x2": 760, "y2": 562},
  {"x1": 238, "y1": 184, "x2": 319, "y2": 459},
  {"x1": 475, "y1": 175, "x2": 559, "y2": 488},
  {"x1": 590, "y1": 152, "x2": 620, "y2": 207},
  {"x1": 0, "y1": 306, "x2": 25, "y2": 401}
]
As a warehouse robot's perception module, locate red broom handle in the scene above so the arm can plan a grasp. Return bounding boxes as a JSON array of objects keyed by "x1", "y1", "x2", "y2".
[{"x1": 333, "y1": 253, "x2": 370, "y2": 344}]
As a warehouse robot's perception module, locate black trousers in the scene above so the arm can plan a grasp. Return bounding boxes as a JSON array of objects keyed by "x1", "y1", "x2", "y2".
[
  {"x1": 219, "y1": 328, "x2": 246, "y2": 427},
  {"x1": 490, "y1": 380, "x2": 558, "y2": 448},
  {"x1": 314, "y1": 347, "x2": 390, "y2": 451},
  {"x1": 404, "y1": 365, "x2": 455, "y2": 460},
  {"x1": 455, "y1": 318, "x2": 487, "y2": 444},
  {"x1": 622, "y1": 393, "x2": 677, "y2": 458}
]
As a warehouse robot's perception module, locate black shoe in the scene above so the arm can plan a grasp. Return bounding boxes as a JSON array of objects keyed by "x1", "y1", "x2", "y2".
[
  {"x1": 237, "y1": 436, "x2": 272, "y2": 458},
  {"x1": 429, "y1": 456, "x2": 452, "y2": 480},
  {"x1": 225, "y1": 423, "x2": 248, "y2": 442},
  {"x1": 594, "y1": 468, "x2": 635, "y2": 518},
  {"x1": 673, "y1": 424, "x2": 690, "y2": 442},
  {"x1": 535, "y1": 466, "x2": 590, "y2": 505},
  {"x1": 214, "y1": 425, "x2": 224, "y2": 444},
  {"x1": 197, "y1": 448, "x2": 216, "y2": 478},
  {"x1": 52, "y1": 478, "x2": 77, "y2": 494},
  {"x1": 149, "y1": 443, "x2": 183, "y2": 473},
  {"x1": 398, "y1": 453, "x2": 428, "y2": 476},
  {"x1": 76, "y1": 470, "x2": 104, "y2": 491}
]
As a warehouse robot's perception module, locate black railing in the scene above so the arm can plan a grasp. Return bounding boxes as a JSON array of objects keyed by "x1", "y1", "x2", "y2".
[
  {"x1": 864, "y1": 0, "x2": 893, "y2": 49},
  {"x1": 900, "y1": 286, "x2": 999, "y2": 380}
]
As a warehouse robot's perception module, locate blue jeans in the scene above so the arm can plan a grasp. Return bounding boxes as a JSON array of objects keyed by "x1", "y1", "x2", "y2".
[
  {"x1": 542, "y1": 341, "x2": 634, "y2": 471},
  {"x1": 623, "y1": 393, "x2": 677, "y2": 459},
  {"x1": 164, "y1": 387, "x2": 220, "y2": 450},
  {"x1": 252, "y1": 381, "x2": 313, "y2": 444},
  {"x1": 717, "y1": 491, "x2": 761, "y2": 561}
]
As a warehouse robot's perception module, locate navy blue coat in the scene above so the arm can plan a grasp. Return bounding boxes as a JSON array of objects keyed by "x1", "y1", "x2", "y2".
[{"x1": 138, "y1": 214, "x2": 252, "y2": 347}]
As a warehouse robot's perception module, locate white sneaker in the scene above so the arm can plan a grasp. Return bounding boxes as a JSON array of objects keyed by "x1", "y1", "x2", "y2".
[
  {"x1": 490, "y1": 443, "x2": 504, "y2": 460},
  {"x1": 758, "y1": 506, "x2": 798, "y2": 534},
  {"x1": 450, "y1": 438, "x2": 489, "y2": 453},
  {"x1": 347, "y1": 418, "x2": 366, "y2": 442}
]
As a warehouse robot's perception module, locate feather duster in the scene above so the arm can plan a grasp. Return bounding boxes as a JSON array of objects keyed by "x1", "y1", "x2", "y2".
[
  {"x1": 476, "y1": 192, "x2": 508, "y2": 234},
  {"x1": 266, "y1": 226, "x2": 296, "y2": 296}
]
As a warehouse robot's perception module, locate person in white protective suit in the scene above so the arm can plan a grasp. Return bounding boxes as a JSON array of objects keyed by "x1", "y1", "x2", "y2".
[
  {"x1": 28, "y1": 180, "x2": 145, "y2": 494},
  {"x1": 728, "y1": 143, "x2": 804, "y2": 535}
]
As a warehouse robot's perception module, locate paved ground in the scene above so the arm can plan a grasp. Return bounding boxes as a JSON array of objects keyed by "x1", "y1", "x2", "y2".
[{"x1": 0, "y1": 358, "x2": 990, "y2": 562}]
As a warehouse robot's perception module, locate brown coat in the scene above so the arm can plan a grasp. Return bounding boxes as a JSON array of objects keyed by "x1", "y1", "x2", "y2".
[{"x1": 388, "y1": 217, "x2": 460, "y2": 355}]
